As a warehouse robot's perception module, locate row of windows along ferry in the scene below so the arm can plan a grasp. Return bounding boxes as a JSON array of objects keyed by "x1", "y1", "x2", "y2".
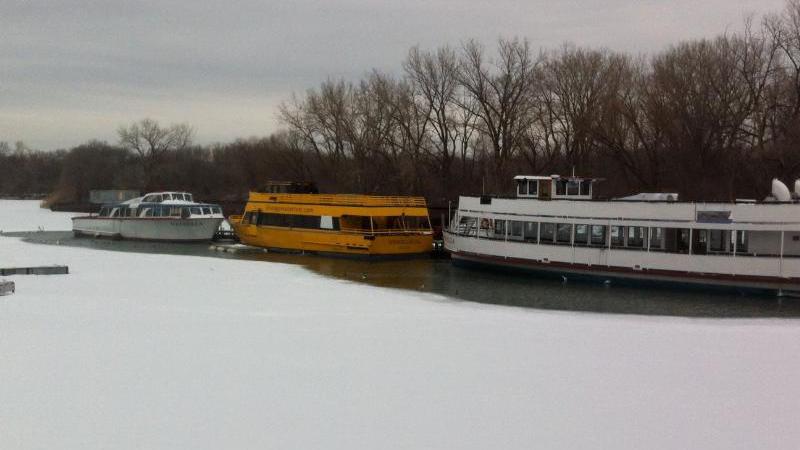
[{"x1": 444, "y1": 175, "x2": 800, "y2": 296}]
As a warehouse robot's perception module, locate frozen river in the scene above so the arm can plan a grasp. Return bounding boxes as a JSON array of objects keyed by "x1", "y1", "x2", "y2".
[{"x1": 2, "y1": 201, "x2": 800, "y2": 449}]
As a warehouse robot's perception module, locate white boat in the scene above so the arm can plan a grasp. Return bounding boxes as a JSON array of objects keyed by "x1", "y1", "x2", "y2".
[
  {"x1": 444, "y1": 175, "x2": 800, "y2": 296},
  {"x1": 72, "y1": 191, "x2": 224, "y2": 242}
]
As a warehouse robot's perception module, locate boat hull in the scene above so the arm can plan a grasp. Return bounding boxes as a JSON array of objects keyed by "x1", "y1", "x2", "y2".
[
  {"x1": 72, "y1": 217, "x2": 223, "y2": 242},
  {"x1": 231, "y1": 222, "x2": 433, "y2": 256},
  {"x1": 449, "y1": 250, "x2": 800, "y2": 297}
]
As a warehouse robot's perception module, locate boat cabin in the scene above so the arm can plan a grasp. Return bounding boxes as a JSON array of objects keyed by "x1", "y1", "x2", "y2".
[
  {"x1": 139, "y1": 192, "x2": 194, "y2": 203},
  {"x1": 514, "y1": 175, "x2": 595, "y2": 200}
]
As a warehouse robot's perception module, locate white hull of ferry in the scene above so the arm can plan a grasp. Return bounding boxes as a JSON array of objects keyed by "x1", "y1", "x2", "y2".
[
  {"x1": 445, "y1": 194, "x2": 800, "y2": 296},
  {"x1": 72, "y1": 217, "x2": 223, "y2": 242},
  {"x1": 446, "y1": 234, "x2": 800, "y2": 296}
]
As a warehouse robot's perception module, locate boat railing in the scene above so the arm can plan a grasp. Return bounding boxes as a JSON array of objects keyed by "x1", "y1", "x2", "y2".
[
  {"x1": 251, "y1": 193, "x2": 428, "y2": 207},
  {"x1": 340, "y1": 227, "x2": 433, "y2": 235}
]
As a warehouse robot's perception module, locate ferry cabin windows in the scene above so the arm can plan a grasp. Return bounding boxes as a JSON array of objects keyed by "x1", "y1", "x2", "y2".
[
  {"x1": 566, "y1": 180, "x2": 579, "y2": 196},
  {"x1": 590, "y1": 225, "x2": 606, "y2": 246},
  {"x1": 457, "y1": 216, "x2": 478, "y2": 237},
  {"x1": 516, "y1": 180, "x2": 539, "y2": 197},
  {"x1": 611, "y1": 226, "x2": 624, "y2": 248},
  {"x1": 627, "y1": 227, "x2": 646, "y2": 249},
  {"x1": 494, "y1": 219, "x2": 506, "y2": 237},
  {"x1": 524, "y1": 222, "x2": 538, "y2": 242},
  {"x1": 574, "y1": 224, "x2": 589, "y2": 245},
  {"x1": 650, "y1": 227, "x2": 664, "y2": 250},
  {"x1": 509, "y1": 221, "x2": 524, "y2": 241},
  {"x1": 556, "y1": 180, "x2": 567, "y2": 196},
  {"x1": 540, "y1": 223, "x2": 555, "y2": 242},
  {"x1": 454, "y1": 216, "x2": 800, "y2": 258},
  {"x1": 580, "y1": 180, "x2": 592, "y2": 196}
]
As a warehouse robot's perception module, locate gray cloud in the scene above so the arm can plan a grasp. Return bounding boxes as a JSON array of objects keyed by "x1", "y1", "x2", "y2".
[{"x1": 0, "y1": 0, "x2": 787, "y2": 150}]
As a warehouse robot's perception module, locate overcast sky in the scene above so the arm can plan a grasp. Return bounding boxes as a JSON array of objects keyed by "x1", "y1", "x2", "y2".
[{"x1": 0, "y1": 0, "x2": 788, "y2": 150}]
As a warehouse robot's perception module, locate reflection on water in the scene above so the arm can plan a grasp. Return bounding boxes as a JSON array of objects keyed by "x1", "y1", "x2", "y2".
[{"x1": 9, "y1": 231, "x2": 800, "y2": 318}]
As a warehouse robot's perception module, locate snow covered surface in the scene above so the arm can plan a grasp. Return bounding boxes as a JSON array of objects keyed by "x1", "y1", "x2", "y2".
[
  {"x1": 2, "y1": 201, "x2": 800, "y2": 449},
  {"x1": 0, "y1": 200, "x2": 77, "y2": 232}
]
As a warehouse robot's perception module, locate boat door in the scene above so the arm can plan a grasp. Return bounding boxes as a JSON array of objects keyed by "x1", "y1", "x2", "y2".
[
  {"x1": 242, "y1": 211, "x2": 259, "y2": 237},
  {"x1": 539, "y1": 180, "x2": 551, "y2": 200}
]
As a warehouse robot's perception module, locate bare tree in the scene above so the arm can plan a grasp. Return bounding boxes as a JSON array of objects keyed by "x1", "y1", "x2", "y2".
[
  {"x1": 118, "y1": 118, "x2": 193, "y2": 188},
  {"x1": 457, "y1": 38, "x2": 540, "y2": 188}
]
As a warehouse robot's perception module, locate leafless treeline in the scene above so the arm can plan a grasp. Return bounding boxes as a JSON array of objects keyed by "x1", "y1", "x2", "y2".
[
  {"x1": 278, "y1": 1, "x2": 800, "y2": 201},
  {"x1": 6, "y1": 1, "x2": 800, "y2": 206}
]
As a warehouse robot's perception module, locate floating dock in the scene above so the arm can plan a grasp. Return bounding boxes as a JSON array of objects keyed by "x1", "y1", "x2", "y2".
[{"x1": 0, "y1": 265, "x2": 69, "y2": 276}]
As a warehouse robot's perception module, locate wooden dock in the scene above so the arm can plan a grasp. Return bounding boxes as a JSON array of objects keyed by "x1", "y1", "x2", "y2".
[{"x1": 0, "y1": 265, "x2": 69, "y2": 276}]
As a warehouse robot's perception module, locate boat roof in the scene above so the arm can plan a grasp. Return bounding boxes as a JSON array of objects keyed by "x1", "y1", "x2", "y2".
[
  {"x1": 248, "y1": 191, "x2": 427, "y2": 208},
  {"x1": 514, "y1": 175, "x2": 601, "y2": 181}
]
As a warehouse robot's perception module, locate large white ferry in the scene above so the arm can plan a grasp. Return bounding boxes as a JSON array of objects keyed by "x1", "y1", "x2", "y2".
[
  {"x1": 444, "y1": 175, "x2": 800, "y2": 296},
  {"x1": 72, "y1": 191, "x2": 224, "y2": 241}
]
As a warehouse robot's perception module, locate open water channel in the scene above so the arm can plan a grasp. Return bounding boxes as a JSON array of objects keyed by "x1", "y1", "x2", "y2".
[{"x1": 10, "y1": 230, "x2": 800, "y2": 318}]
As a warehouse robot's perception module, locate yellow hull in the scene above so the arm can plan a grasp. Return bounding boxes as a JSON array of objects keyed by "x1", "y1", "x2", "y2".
[
  {"x1": 230, "y1": 190, "x2": 434, "y2": 256},
  {"x1": 232, "y1": 223, "x2": 433, "y2": 256}
]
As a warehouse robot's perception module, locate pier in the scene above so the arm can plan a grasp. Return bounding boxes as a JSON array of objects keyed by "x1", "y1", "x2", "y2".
[{"x1": 0, "y1": 265, "x2": 69, "y2": 276}]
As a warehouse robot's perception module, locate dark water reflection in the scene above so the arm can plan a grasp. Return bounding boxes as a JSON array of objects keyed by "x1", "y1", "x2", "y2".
[{"x1": 9, "y1": 231, "x2": 800, "y2": 318}]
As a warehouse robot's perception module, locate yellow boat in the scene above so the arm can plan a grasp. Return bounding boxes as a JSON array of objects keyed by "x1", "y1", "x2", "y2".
[{"x1": 229, "y1": 183, "x2": 434, "y2": 256}]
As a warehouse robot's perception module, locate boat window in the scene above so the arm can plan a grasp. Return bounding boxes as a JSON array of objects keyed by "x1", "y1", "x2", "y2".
[
  {"x1": 528, "y1": 180, "x2": 538, "y2": 196},
  {"x1": 580, "y1": 180, "x2": 592, "y2": 196},
  {"x1": 524, "y1": 222, "x2": 538, "y2": 242},
  {"x1": 709, "y1": 230, "x2": 726, "y2": 252},
  {"x1": 627, "y1": 226, "x2": 645, "y2": 248},
  {"x1": 676, "y1": 229, "x2": 691, "y2": 253},
  {"x1": 566, "y1": 181, "x2": 579, "y2": 196},
  {"x1": 555, "y1": 179, "x2": 567, "y2": 196},
  {"x1": 590, "y1": 225, "x2": 606, "y2": 246},
  {"x1": 293, "y1": 215, "x2": 321, "y2": 229},
  {"x1": 509, "y1": 221, "x2": 524, "y2": 241},
  {"x1": 186, "y1": 194, "x2": 193, "y2": 202},
  {"x1": 321, "y1": 216, "x2": 334, "y2": 229},
  {"x1": 191, "y1": 207, "x2": 202, "y2": 215},
  {"x1": 339, "y1": 215, "x2": 371, "y2": 231},
  {"x1": 649, "y1": 227, "x2": 664, "y2": 250},
  {"x1": 98, "y1": 207, "x2": 109, "y2": 217},
  {"x1": 212, "y1": 207, "x2": 222, "y2": 214},
  {"x1": 457, "y1": 216, "x2": 478, "y2": 237},
  {"x1": 556, "y1": 223, "x2": 572, "y2": 244},
  {"x1": 393, "y1": 216, "x2": 430, "y2": 231},
  {"x1": 574, "y1": 224, "x2": 589, "y2": 245},
  {"x1": 202, "y1": 207, "x2": 212, "y2": 215},
  {"x1": 692, "y1": 229, "x2": 708, "y2": 255},
  {"x1": 110, "y1": 208, "x2": 119, "y2": 218},
  {"x1": 611, "y1": 226, "x2": 625, "y2": 248},
  {"x1": 517, "y1": 180, "x2": 527, "y2": 196},
  {"x1": 734, "y1": 230, "x2": 748, "y2": 254},
  {"x1": 142, "y1": 195, "x2": 156, "y2": 202},
  {"x1": 494, "y1": 219, "x2": 506, "y2": 238},
  {"x1": 259, "y1": 213, "x2": 323, "y2": 229},
  {"x1": 540, "y1": 223, "x2": 555, "y2": 243},
  {"x1": 144, "y1": 208, "x2": 153, "y2": 217}
]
